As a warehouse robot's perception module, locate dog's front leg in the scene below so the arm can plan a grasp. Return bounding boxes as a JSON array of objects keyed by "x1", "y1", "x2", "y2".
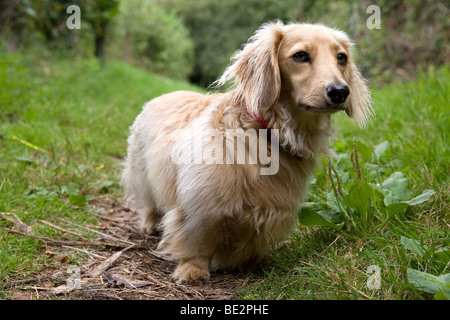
[{"x1": 172, "y1": 256, "x2": 211, "y2": 284}]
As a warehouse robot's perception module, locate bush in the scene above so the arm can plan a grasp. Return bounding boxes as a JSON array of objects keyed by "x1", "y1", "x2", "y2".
[
  {"x1": 163, "y1": 0, "x2": 299, "y2": 87},
  {"x1": 161, "y1": 0, "x2": 449, "y2": 87},
  {"x1": 107, "y1": 0, "x2": 194, "y2": 80}
]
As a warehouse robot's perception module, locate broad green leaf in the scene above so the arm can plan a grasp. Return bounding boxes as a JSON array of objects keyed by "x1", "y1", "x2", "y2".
[
  {"x1": 434, "y1": 284, "x2": 450, "y2": 300},
  {"x1": 386, "y1": 189, "x2": 436, "y2": 215},
  {"x1": 404, "y1": 189, "x2": 436, "y2": 206},
  {"x1": 354, "y1": 141, "x2": 372, "y2": 161},
  {"x1": 432, "y1": 248, "x2": 450, "y2": 264},
  {"x1": 374, "y1": 141, "x2": 390, "y2": 160},
  {"x1": 69, "y1": 194, "x2": 87, "y2": 207},
  {"x1": 61, "y1": 182, "x2": 80, "y2": 196},
  {"x1": 326, "y1": 192, "x2": 342, "y2": 213},
  {"x1": 298, "y1": 207, "x2": 343, "y2": 231},
  {"x1": 382, "y1": 172, "x2": 410, "y2": 205},
  {"x1": 386, "y1": 202, "x2": 410, "y2": 215},
  {"x1": 407, "y1": 268, "x2": 450, "y2": 295},
  {"x1": 401, "y1": 237, "x2": 450, "y2": 263},
  {"x1": 343, "y1": 181, "x2": 372, "y2": 215},
  {"x1": 316, "y1": 210, "x2": 342, "y2": 224},
  {"x1": 425, "y1": 247, "x2": 450, "y2": 264},
  {"x1": 401, "y1": 236, "x2": 427, "y2": 257}
]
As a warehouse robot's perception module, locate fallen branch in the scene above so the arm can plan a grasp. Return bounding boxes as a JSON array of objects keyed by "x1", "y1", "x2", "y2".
[
  {"x1": 39, "y1": 219, "x2": 89, "y2": 241},
  {"x1": 9, "y1": 272, "x2": 63, "y2": 287},
  {"x1": 56, "y1": 217, "x2": 137, "y2": 246},
  {"x1": 4, "y1": 228, "x2": 144, "y2": 249}
]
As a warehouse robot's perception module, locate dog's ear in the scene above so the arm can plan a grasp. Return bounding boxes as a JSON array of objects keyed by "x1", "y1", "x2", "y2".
[
  {"x1": 333, "y1": 30, "x2": 373, "y2": 128},
  {"x1": 345, "y1": 60, "x2": 374, "y2": 128},
  {"x1": 214, "y1": 21, "x2": 284, "y2": 114},
  {"x1": 340, "y1": 42, "x2": 373, "y2": 128}
]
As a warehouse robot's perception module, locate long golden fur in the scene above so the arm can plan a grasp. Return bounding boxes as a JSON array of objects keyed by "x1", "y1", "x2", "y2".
[{"x1": 122, "y1": 21, "x2": 373, "y2": 284}]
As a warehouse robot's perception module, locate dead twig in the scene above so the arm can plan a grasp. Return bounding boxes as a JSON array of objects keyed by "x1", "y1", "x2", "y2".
[
  {"x1": 56, "y1": 217, "x2": 137, "y2": 246},
  {"x1": 39, "y1": 219, "x2": 89, "y2": 241},
  {"x1": 0, "y1": 212, "x2": 33, "y2": 234},
  {"x1": 8, "y1": 272, "x2": 63, "y2": 287},
  {"x1": 89, "y1": 245, "x2": 135, "y2": 277},
  {"x1": 61, "y1": 245, "x2": 107, "y2": 260},
  {"x1": 4, "y1": 228, "x2": 144, "y2": 249}
]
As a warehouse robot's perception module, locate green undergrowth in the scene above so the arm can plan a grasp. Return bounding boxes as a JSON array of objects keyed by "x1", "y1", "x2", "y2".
[
  {"x1": 240, "y1": 66, "x2": 449, "y2": 300},
  {"x1": 0, "y1": 53, "x2": 200, "y2": 297}
]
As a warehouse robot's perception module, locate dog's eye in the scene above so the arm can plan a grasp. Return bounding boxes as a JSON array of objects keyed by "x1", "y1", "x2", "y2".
[
  {"x1": 293, "y1": 51, "x2": 310, "y2": 63},
  {"x1": 337, "y1": 53, "x2": 347, "y2": 66}
]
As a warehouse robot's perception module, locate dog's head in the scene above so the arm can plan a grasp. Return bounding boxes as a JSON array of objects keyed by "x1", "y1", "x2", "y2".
[{"x1": 215, "y1": 21, "x2": 373, "y2": 128}]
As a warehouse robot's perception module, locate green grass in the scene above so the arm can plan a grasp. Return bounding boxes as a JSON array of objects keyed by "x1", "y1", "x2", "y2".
[
  {"x1": 0, "y1": 53, "x2": 200, "y2": 297},
  {"x1": 239, "y1": 66, "x2": 449, "y2": 300},
  {"x1": 0, "y1": 52, "x2": 448, "y2": 299}
]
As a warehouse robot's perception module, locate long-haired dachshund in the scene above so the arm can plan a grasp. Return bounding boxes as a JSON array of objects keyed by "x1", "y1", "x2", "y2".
[{"x1": 122, "y1": 21, "x2": 373, "y2": 284}]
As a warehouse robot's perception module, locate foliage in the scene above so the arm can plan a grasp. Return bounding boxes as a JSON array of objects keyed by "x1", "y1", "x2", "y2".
[
  {"x1": 107, "y1": 0, "x2": 194, "y2": 80},
  {"x1": 299, "y1": 142, "x2": 437, "y2": 238},
  {"x1": 402, "y1": 237, "x2": 450, "y2": 300},
  {"x1": 2, "y1": 0, "x2": 448, "y2": 85},
  {"x1": 239, "y1": 65, "x2": 448, "y2": 299},
  {"x1": 161, "y1": 0, "x2": 300, "y2": 86},
  {"x1": 82, "y1": 0, "x2": 120, "y2": 62},
  {"x1": 0, "y1": 53, "x2": 201, "y2": 293},
  {"x1": 157, "y1": 0, "x2": 449, "y2": 86},
  {"x1": 0, "y1": 0, "x2": 117, "y2": 58},
  {"x1": 407, "y1": 269, "x2": 450, "y2": 300},
  {"x1": 345, "y1": 0, "x2": 449, "y2": 85}
]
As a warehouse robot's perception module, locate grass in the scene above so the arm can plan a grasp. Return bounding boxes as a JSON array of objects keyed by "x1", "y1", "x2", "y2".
[
  {"x1": 239, "y1": 66, "x2": 449, "y2": 300},
  {"x1": 0, "y1": 52, "x2": 448, "y2": 299},
  {"x1": 0, "y1": 53, "x2": 199, "y2": 298}
]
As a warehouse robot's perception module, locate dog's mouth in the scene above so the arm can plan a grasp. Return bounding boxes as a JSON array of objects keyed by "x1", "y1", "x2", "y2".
[{"x1": 298, "y1": 103, "x2": 345, "y2": 114}]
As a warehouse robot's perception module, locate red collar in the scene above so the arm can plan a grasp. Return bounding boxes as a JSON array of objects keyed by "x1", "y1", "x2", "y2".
[
  {"x1": 248, "y1": 109, "x2": 269, "y2": 129},
  {"x1": 247, "y1": 107, "x2": 303, "y2": 161}
]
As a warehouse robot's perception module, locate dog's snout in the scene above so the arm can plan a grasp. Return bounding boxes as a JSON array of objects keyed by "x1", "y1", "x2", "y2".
[{"x1": 326, "y1": 83, "x2": 350, "y2": 104}]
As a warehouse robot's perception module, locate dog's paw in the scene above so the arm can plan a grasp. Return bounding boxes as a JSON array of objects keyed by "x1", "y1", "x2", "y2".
[
  {"x1": 172, "y1": 260, "x2": 210, "y2": 285},
  {"x1": 139, "y1": 213, "x2": 157, "y2": 235},
  {"x1": 140, "y1": 221, "x2": 156, "y2": 234}
]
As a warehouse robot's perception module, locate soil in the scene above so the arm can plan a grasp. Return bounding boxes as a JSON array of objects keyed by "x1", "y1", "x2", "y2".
[{"x1": 6, "y1": 197, "x2": 251, "y2": 300}]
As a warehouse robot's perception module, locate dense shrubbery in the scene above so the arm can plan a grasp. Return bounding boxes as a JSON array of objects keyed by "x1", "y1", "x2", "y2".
[
  {"x1": 162, "y1": 0, "x2": 448, "y2": 86},
  {"x1": 161, "y1": 0, "x2": 300, "y2": 86},
  {"x1": 0, "y1": 0, "x2": 193, "y2": 79},
  {"x1": 1, "y1": 0, "x2": 448, "y2": 85},
  {"x1": 107, "y1": 0, "x2": 194, "y2": 80}
]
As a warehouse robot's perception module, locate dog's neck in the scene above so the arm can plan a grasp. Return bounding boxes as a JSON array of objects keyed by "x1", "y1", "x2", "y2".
[
  {"x1": 247, "y1": 106, "x2": 304, "y2": 161},
  {"x1": 247, "y1": 109, "x2": 270, "y2": 129},
  {"x1": 219, "y1": 93, "x2": 334, "y2": 161},
  {"x1": 252, "y1": 99, "x2": 335, "y2": 161}
]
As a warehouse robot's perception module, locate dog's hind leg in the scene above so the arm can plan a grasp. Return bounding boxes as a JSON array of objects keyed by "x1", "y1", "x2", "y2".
[{"x1": 138, "y1": 203, "x2": 159, "y2": 235}]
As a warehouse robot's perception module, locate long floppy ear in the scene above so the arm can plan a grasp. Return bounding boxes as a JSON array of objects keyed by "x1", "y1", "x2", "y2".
[
  {"x1": 334, "y1": 30, "x2": 374, "y2": 128},
  {"x1": 345, "y1": 60, "x2": 374, "y2": 128},
  {"x1": 214, "y1": 21, "x2": 284, "y2": 115},
  {"x1": 344, "y1": 48, "x2": 374, "y2": 128}
]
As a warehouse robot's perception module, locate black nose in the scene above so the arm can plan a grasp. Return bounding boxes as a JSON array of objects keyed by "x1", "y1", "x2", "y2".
[{"x1": 326, "y1": 83, "x2": 350, "y2": 104}]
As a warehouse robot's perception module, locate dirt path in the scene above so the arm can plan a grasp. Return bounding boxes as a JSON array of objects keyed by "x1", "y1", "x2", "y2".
[{"x1": 6, "y1": 198, "x2": 250, "y2": 300}]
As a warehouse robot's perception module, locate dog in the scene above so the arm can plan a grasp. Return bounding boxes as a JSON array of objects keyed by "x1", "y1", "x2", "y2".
[{"x1": 122, "y1": 21, "x2": 373, "y2": 284}]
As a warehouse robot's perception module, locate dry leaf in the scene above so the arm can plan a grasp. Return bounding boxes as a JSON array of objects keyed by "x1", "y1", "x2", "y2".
[
  {"x1": 103, "y1": 272, "x2": 152, "y2": 289},
  {"x1": 11, "y1": 292, "x2": 34, "y2": 300}
]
